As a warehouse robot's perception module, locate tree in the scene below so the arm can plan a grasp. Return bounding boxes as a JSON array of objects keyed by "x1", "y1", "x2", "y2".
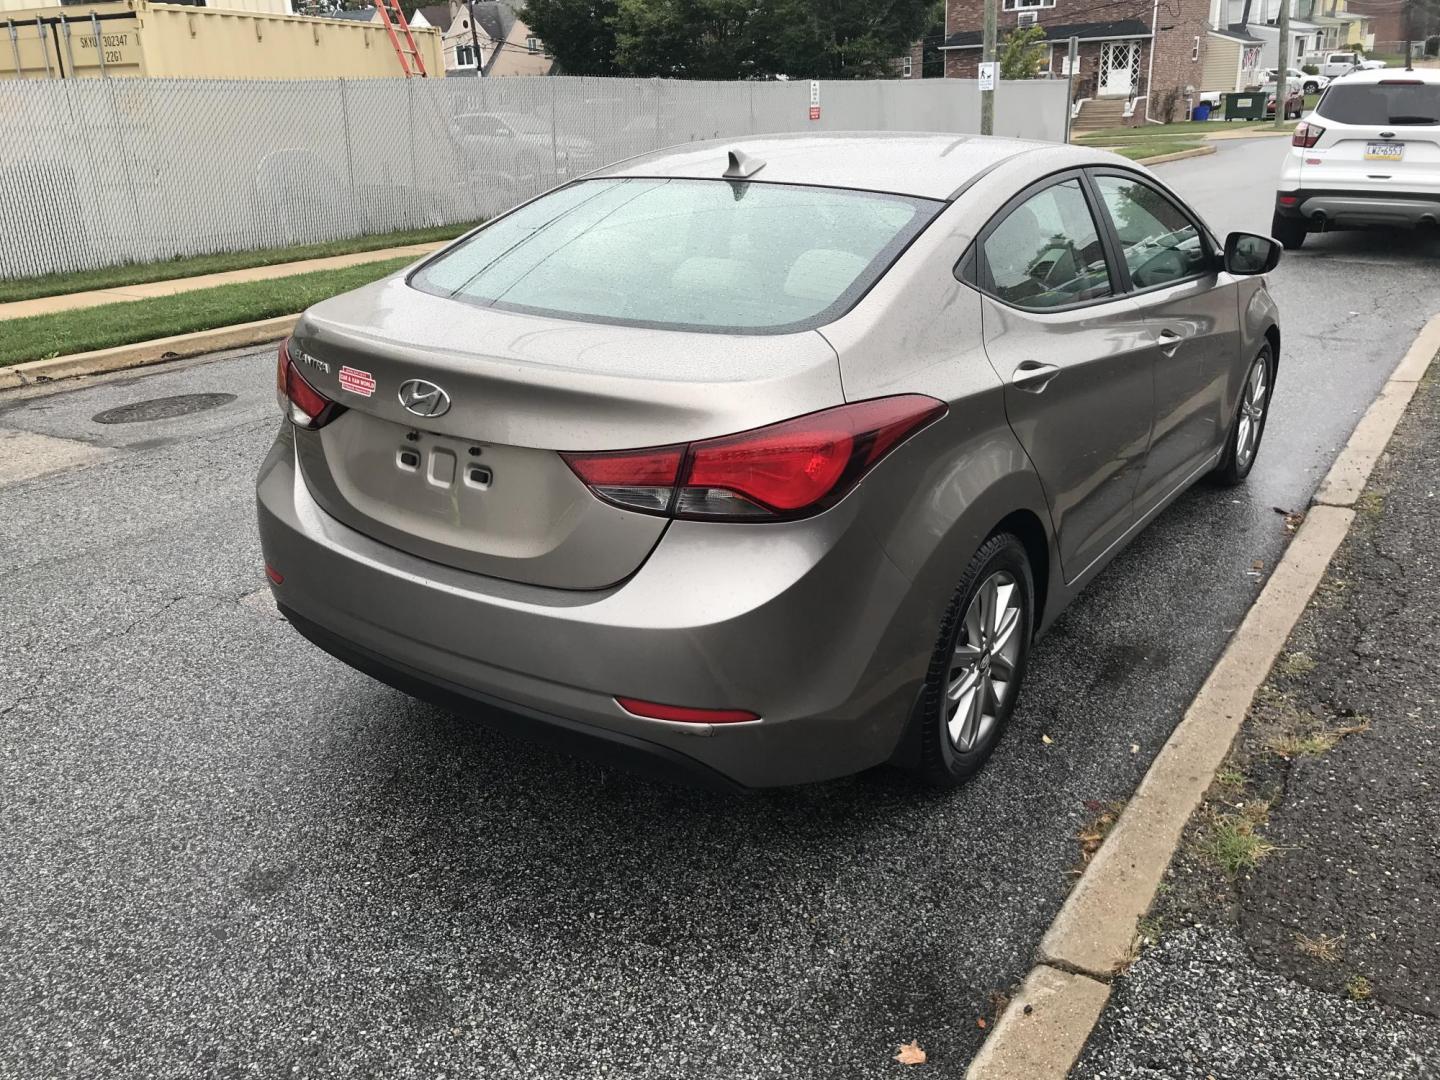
[
  {"x1": 998, "y1": 25, "x2": 1046, "y2": 79},
  {"x1": 526, "y1": 0, "x2": 933, "y2": 80},
  {"x1": 519, "y1": 0, "x2": 622, "y2": 75}
]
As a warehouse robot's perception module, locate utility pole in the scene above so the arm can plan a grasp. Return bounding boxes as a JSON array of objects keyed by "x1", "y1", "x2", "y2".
[
  {"x1": 1064, "y1": 35, "x2": 1079, "y2": 143},
  {"x1": 1274, "y1": 0, "x2": 1290, "y2": 131},
  {"x1": 1403, "y1": 0, "x2": 1414, "y2": 70},
  {"x1": 980, "y1": 0, "x2": 998, "y2": 135},
  {"x1": 468, "y1": 1, "x2": 485, "y2": 76}
]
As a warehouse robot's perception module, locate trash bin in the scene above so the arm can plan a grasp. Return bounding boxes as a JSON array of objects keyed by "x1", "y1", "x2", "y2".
[
  {"x1": 1223, "y1": 92, "x2": 1266, "y2": 121},
  {"x1": 1193, "y1": 102, "x2": 1213, "y2": 122}
]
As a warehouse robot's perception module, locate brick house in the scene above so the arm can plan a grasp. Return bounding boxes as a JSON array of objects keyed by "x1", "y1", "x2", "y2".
[{"x1": 941, "y1": 0, "x2": 1211, "y2": 127}]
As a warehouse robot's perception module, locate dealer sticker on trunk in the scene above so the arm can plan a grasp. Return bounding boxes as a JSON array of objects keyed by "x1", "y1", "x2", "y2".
[{"x1": 338, "y1": 366, "x2": 376, "y2": 398}]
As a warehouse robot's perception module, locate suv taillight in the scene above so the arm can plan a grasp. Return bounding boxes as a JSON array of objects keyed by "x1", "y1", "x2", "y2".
[
  {"x1": 562, "y1": 395, "x2": 947, "y2": 521},
  {"x1": 1292, "y1": 121, "x2": 1325, "y2": 148},
  {"x1": 275, "y1": 339, "x2": 345, "y2": 430}
]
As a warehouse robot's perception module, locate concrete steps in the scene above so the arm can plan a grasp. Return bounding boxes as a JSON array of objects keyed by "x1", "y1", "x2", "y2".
[{"x1": 1071, "y1": 98, "x2": 1129, "y2": 133}]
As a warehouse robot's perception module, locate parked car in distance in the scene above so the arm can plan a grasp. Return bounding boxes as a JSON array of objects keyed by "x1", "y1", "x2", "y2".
[
  {"x1": 258, "y1": 133, "x2": 1282, "y2": 790},
  {"x1": 1266, "y1": 86, "x2": 1306, "y2": 119},
  {"x1": 1267, "y1": 67, "x2": 1328, "y2": 95},
  {"x1": 1274, "y1": 67, "x2": 1440, "y2": 248},
  {"x1": 1317, "y1": 51, "x2": 1363, "y2": 78}
]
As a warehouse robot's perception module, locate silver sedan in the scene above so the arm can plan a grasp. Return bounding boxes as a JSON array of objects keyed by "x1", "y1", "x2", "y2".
[{"x1": 256, "y1": 132, "x2": 1281, "y2": 788}]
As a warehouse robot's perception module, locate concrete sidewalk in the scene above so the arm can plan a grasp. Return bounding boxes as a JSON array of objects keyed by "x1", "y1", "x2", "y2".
[
  {"x1": 1071, "y1": 368, "x2": 1440, "y2": 1079},
  {"x1": 0, "y1": 242, "x2": 444, "y2": 323}
]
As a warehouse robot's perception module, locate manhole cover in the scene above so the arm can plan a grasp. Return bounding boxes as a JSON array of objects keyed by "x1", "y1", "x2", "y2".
[{"x1": 91, "y1": 393, "x2": 237, "y2": 425}]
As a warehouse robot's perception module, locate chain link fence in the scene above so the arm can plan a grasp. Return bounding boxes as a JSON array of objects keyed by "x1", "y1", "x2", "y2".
[{"x1": 0, "y1": 75, "x2": 1069, "y2": 280}]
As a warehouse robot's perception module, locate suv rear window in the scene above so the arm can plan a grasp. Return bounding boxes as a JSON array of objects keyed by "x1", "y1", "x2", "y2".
[
  {"x1": 1318, "y1": 82, "x2": 1440, "y2": 125},
  {"x1": 410, "y1": 178, "x2": 941, "y2": 334}
]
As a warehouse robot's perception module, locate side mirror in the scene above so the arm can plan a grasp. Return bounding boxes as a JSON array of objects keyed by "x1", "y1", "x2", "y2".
[{"x1": 1225, "y1": 231, "x2": 1282, "y2": 275}]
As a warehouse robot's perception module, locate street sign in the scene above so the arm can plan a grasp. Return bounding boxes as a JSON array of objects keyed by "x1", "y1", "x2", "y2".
[
  {"x1": 809, "y1": 80, "x2": 820, "y2": 104},
  {"x1": 809, "y1": 105, "x2": 821, "y2": 121},
  {"x1": 978, "y1": 62, "x2": 996, "y2": 91}
]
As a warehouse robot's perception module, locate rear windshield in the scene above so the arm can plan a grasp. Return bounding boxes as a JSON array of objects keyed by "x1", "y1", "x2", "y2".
[
  {"x1": 409, "y1": 178, "x2": 941, "y2": 334},
  {"x1": 1318, "y1": 82, "x2": 1440, "y2": 125}
]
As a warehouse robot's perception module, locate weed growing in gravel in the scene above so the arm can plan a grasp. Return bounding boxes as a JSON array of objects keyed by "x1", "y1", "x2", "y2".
[
  {"x1": 1270, "y1": 721, "x2": 1371, "y2": 758},
  {"x1": 1198, "y1": 804, "x2": 1275, "y2": 878},
  {"x1": 1075, "y1": 800, "x2": 1127, "y2": 870},
  {"x1": 1346, "y1": 974, "x2": 1374, "y2": 1001},
  {"x1": 1275, "y1": 651, "x2": 1317, "y2": 678},
  {"x1": 1295, "y1": 932, "x2": 1344, "y2": 962}
]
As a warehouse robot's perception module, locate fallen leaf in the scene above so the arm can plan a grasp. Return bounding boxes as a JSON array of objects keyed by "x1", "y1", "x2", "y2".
[
  {"x1": 976, "y1": 1017, "x2": 987, "y2": 1029},
  {"x1": 1252, "y1": 560, "x2": 1265, "y2": 571},
  {"x1": 1041, "y1": 734, "x2": 1053, "y2": 745},
  {"x1": 894, "y1": 1040, "x2": 927, "y2": 1066},
  {"x1": 1130, "y1": 743, "x2": 1140, "y2": 754}
]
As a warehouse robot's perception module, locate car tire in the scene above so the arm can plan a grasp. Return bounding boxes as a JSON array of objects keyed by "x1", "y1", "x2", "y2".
[
  {"x1": 913, "y1": 532, "x2": 1034, "y2": 789},
  {"x1": 1271, "y1": 211, "x2": 1307, "y2": 250},
  {"x1": 1304, "y1": 80, "x2": 1318, "y2": 94},
  {"x1": 1210, "y1": 344, "x2": 1275, "y2": 487}
]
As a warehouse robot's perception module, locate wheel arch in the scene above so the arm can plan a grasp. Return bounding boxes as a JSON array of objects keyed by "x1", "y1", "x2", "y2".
[{"x1": 990, "y1": 508, "x2": 1051, "y2": 632}]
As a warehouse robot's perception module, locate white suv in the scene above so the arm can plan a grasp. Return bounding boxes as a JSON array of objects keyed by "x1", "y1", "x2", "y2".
[{"x1": 1273, "y1": 68, "x2": 1440, "y2": 249}]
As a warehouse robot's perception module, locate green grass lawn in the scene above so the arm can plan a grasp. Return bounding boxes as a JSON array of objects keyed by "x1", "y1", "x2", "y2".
[
  {"x1": 1077, "y1": 118, "x2": 1279, "y2": 141},
  {"x1": 1, "y1": 256, "x2": 413, "y2": 368},
  {"x1": 0, "y1": 222, "x2": 480, "y2": 306},
  {"x1": 1109, "y1": 139, "x2": 1206, "y2": 161}
]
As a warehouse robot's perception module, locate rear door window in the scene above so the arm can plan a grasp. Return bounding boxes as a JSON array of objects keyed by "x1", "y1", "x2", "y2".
[
  {"x1": 1319, "y1": 82, "x2": 1440, "y2": 125},
  {"x1": 978, "y1": 178, "x2": 1114, "y2": 310},
  {"x1": 410, "y1": 178, "x2": 941, "y2": 334}
]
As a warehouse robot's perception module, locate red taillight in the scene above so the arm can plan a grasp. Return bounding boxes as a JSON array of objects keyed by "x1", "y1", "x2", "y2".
[
  {"x1": 562, "y1": 395, "x2": 946, "y2": 521},
  {"x1": 276, "y1": 338, "x2": 344, "y2": 430},
  {"x1": 615, "y1": 697, "x2": 759, "y2": 724},
  {"x1": 1292, "y1": 121, "x2": 1325, "y2": 148},
  {"x1": 1278, "y1": 194, "x2": 1299, "y2": 206}
]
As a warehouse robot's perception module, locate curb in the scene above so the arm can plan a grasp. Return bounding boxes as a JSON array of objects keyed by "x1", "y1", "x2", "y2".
[
  {"x1": 966, "y1": 310, "x2": 1440, "y2": 1080},
  {"x1": 1134, "y1": 145, "x2": 1216, "y2": 165},
  {"x1": 0, "y1": 315, "x2": 297, "y2": 393}
]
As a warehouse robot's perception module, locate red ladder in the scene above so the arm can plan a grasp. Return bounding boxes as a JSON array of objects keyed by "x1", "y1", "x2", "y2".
[{"x1": 375, "y1": 0, "x2": 428, "y2": 78}]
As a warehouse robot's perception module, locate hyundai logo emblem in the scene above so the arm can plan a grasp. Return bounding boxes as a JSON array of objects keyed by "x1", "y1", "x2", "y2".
[{"x1": 397, "y1": 379, "x2": 451, "y2": 418}]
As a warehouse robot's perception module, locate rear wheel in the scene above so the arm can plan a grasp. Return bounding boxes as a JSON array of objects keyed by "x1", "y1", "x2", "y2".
[
  {"x1": 1303, "y1": 80, "x2": 1319, "y2": 94},
  {"x1": 1271, "y1": 211, "x2": 1307, "y2": 250},
  {"x1": 1211, "y1": 344, "x2": 1274, "y2": 486},
  {"x1": 913, "y1": 533, "x2": 1034, "y2": 789}
]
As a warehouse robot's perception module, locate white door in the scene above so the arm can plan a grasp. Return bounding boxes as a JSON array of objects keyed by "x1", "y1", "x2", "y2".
[{"x1": 1101, "y1": 42, "x2": 1136, "y2": 96}]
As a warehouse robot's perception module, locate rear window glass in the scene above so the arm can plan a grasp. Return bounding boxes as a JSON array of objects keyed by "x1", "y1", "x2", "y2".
[
  {"x1": 1318, "y1": 82, "x2": 1440, "y2": 125},
  {"x1": 409, "y1": 178, "x2": 940, "y2": 334}
]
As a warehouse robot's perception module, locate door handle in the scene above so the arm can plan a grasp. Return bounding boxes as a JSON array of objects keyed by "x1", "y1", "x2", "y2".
[
  {"x1": 1158, "y1": 329, "x2": 1183, "y2": 356},
  {"x1": 1011, "y1": 362, "x2": 1060, "y2": 393}
]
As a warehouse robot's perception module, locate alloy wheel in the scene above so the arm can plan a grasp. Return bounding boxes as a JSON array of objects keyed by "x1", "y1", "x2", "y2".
[
  {"x1": 946, "y1": 570, "x2": 1024, "y2": 753},
  {"x1": 1236, "y1": 354, "x2": 1269, "y2": 469}
]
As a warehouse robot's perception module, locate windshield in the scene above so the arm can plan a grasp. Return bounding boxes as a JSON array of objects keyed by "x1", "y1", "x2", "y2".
[
  {"x1": 409, "y1": 178, "x2": 940, "y2": 334},
  {"x1": 1319, "y1": 82, "x2": 1440, "y2": 125}
]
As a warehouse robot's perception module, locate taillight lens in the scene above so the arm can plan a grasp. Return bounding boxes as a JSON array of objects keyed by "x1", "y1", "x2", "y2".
[
  {"x1": 562, "y1": 395, "x2": 946, "y2": 521},
  {"x1": 276, "y1": 338, "x2": 345, "y2": 430},
  {"x1": 1292, "y1": 121, "x2": 1325, "y2": 148}
]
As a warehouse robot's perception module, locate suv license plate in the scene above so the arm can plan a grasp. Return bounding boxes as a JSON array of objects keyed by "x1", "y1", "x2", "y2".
[{"x1": 1365, "y1": 141, "x2": 1404, "y2": 161}]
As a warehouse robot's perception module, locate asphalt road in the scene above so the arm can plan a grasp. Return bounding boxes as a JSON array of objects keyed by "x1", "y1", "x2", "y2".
[{"x1": 3, "y1": 136, "x2": 1439, "y2": 1080}]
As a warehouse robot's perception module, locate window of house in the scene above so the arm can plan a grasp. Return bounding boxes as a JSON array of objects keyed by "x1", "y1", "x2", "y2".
[
  {"x1": 456, "y1": 43, "x2": 475, "y2": 67},
  {"x1": 1053, "y1": 47, "x2": 1080, "y2": 75},
  {"x1": 527, "y1": 35, "x2": 540, "y2": 54},
  {"x1": 1091, "y1": 175, "x2": 1208, "y2": 290},
  {"x1": 1191, "y1": 35, "x2": 1200, "y2": 60},
  {"x1": 980, "y1": 179, "x2": 1113, "y2": 310},
  {"x1": 1002, "y1": 0, "x2": 1055, "y2": 9},
  {"x1": 902, "y1": 55, "x2": 913, "y2": 77}
]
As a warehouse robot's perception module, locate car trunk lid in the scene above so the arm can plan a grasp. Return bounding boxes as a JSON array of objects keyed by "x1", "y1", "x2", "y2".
[{"x1": 287, "y1": 276, "x2": 844, "y2": 590}]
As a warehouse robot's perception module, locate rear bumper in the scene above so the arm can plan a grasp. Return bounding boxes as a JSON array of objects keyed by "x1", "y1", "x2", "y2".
[
  {"x1": 1276, "y1": 189, "x2": 1440, "y2": 228},
  {"x1": 255, "y1": 428, "x2": 928, "y2": 788}
]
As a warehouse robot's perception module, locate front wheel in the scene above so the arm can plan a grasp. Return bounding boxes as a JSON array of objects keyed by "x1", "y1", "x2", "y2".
[
  {"x1": 1304, "y1": 81, "x2": 1319, "y2": 94},
  {"x1": 1210, "y1": 345, "x2": 1274, "y2": 486},
  {"x1": 1271, "y1": 211, "x2": 1307, "y2": 249},
  {"x1": 912, "y1": 533, "x2": 1034, "y2": 789}
]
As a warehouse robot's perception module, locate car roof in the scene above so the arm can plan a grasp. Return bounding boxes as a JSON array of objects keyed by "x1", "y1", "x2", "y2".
[
  {"x1": 1334, "y1": 67, "x2": 1440, "y2": 84},
  {"x1": 592, "y1": 131, "x2": 1069, "y2": 200}
]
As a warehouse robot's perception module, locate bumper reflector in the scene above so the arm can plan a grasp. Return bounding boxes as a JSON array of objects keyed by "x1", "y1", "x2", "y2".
[
  {"x1": 265, "y1": 563, "x2": 284, "y2": 585},
  {"x1": 615, "y1": 697, "x2": 759, "y2": 724}
]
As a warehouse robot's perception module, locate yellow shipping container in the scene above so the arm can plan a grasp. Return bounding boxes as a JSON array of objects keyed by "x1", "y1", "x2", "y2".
[{"x1": 0, "y1": 0, "x2": 443, "y2": 80}]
